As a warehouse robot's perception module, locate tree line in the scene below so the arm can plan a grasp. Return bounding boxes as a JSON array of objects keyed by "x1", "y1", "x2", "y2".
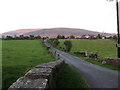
[
  {"x1": 56, "y1": 34, "x2": 118, "y2": 41},
  {"x1": 49, "y1": 38, "x2": 72, "y2": 52},
  {"x1": 2, "y1": 35, "x2": 42, "y2": 40},
  {"x1": 1, "y1": 34, "x2": 118, "y2": 41}
]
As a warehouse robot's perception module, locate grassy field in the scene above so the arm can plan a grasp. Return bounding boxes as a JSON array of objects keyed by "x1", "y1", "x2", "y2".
[
  {"x1": 57, "y1": 39, "x2": 119, "y2": 71},
  {"x1": 56, "y1": 64, "x2": 88, "y2": 89},
  {"x1": 58, "y1": 39, "x2": 117, "y2": 58},
  {"x1": 2, "y1": 40, "x2": 54, "y2": 89}
]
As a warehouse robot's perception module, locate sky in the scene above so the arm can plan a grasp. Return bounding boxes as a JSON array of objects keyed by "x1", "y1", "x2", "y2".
[{"x1": 0, "y1": 0, "x2": 119, "y2": 34}]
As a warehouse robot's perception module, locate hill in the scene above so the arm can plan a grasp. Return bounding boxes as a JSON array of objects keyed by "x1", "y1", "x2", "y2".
[
  {"x1": 2, "y1": 29, "x2": 42, "y2": 36},
  {"x1": 2, "y1": 27, "x2": 114, "y2": 38}
]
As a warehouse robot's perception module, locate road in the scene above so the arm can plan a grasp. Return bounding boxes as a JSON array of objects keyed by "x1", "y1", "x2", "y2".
[{"x1": 44, "y1": 40, "x2": 120, "y2": 88}]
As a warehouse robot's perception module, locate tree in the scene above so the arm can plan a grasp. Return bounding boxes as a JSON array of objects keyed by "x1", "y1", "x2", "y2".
[
  {"x1": 89, "y1": 35, "x2": 96, "y2": 39},
  {"x1": 29, "y1": 35, "x2": 35, "y2": 40},
  {"x1": 57, "y1": 35, "x2": 65, "y2": 39},
  {"x1": 61, "y1": 35, "x2": 65, "y2": 39},
  {"x1": 69, "y1": 35, "x2": 75, "y2": 39},
  {"x1": 57, "y1": 35, "x2": 61, "y2": 39},
  {"x1": 6, "y1": 36, "x2": 13, "y2": 40},
  {"x1": 81, "y1": 35, "x2": 86, "y2": 39},
  {"x1": 19, "y1": 35, "x2": 24, "y2": 40},
  {"x1": 35, "y1": 35, "x2": 41, "y2": 39},
  {"x1": 112, "y1": 35, "x2": 117, "y2": 41},
  {"x1": 24, "y1": 36, "x2": 29, "y2": 40},
  {"x1": 64, "y1": 40, "x2": 72, "y2": 52},
  {"x1": 97, "y1": 34, "x2": 102, "y2": 39}
]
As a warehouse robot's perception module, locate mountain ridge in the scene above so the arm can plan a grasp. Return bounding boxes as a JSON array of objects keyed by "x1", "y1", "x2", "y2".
[{"x1": 2, "y1": 27, "x2": 115, "y2": 38}]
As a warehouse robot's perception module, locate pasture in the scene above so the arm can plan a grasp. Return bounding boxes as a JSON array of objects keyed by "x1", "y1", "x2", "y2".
[
  {"x1": 2, "y1": 40, "x2": 54, "y2": 89},
  {"x1": 58, "y1": 39, "x2": 117, "y2": 58}
]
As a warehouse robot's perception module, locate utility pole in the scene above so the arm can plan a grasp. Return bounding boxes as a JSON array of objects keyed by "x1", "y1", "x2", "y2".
[
  {"x1": 116, "y1": 0, "x2": 120, "y2": 58},
  {"x1": 108, "y1": 0, "x2": 120, "y2": 58}
]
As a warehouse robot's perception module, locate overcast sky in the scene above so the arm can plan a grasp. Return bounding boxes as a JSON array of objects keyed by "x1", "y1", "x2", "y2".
[{"x1": 0, "y1": 0, "x2": 119, "y2": 34}]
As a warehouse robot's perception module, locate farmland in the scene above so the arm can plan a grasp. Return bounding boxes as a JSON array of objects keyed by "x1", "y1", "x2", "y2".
[
  {"x1": 57, "y1": 39, "x2": 120, "y2": 71},
  {"x1": 58, "y1": 39, "x2": 117, "y2": 58},
  {"x1": 2, "y1": 40, "x2": 89, "y2": 89},
  {"x1": 2, "y1": 40, "x2": 54, "y2": 89}
]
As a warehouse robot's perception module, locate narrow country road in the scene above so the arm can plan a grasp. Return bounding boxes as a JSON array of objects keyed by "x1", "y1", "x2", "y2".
[{"x1": 44, "y1": 40, "x2": 120, "y2": 88}]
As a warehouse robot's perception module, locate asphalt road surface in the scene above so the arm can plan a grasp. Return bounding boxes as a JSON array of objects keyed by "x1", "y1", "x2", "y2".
[{"x1": 44, "y1": 40, "x2": 120, "y2": 88}]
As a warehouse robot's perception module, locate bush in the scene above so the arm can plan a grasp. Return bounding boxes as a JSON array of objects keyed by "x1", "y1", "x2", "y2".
[
  {"x1": 53, "y1": 39, "x2": 60, "y2": 46},
  {"x1": 64, "y1": 40, "x2": 72, "y2": 52}
]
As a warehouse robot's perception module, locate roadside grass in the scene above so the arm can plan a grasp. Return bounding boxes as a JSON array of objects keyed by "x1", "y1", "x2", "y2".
[
  {"x1": 56, "y1": 63, "x2": 89, "y2": 89},
  {"x1": 2, "y1": 40, "x2": 54, "y2": 90},
  {"x1": 72, "y1": 54, "x2": 120, "y2": 71},
  {"x1": 57, "y1": 39, "x2": 119, "y2": 71},
  {"x1": 84, "y1": 58, "x2": 120, "y2": 71}
]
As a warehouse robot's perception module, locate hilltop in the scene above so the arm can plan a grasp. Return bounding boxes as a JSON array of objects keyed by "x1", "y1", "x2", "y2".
[{"x1": 2, "y1": 27, "x2": 114, "y2": 38}]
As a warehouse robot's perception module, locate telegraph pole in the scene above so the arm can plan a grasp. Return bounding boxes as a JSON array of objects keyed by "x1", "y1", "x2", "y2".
[
  {"x1": 116, "y1": 0, "x2": 120, "y2": 58},
  {"x1": 107, "y1": 0, "x2": 120, "y2": 58}
]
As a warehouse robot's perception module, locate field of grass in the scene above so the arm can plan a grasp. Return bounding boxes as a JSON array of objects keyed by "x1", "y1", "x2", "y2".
[
  {"x1": 57, "y1": 39, "x2": 119, "y2": 71},
  {"x1": 2, "y1": 40, "x2": 54, "y2": 89},
  {"x1": 56, "y1": 64, "x2": 88, "y2": 89},
  {"x1": 58, "y1": 39, "x2": 117, "y2": 58}
]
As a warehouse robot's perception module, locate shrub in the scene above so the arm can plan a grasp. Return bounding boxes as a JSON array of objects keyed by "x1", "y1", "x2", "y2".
[
  {"x1": 53, "y1": 39, "x2": 60, "y2": 46},
  {"x1": 64, "y1": 40, "x2": 72, "y2": 52}
]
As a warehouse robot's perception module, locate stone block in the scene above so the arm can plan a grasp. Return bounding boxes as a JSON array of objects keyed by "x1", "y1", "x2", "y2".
[
  {"x1": 8, "y1": 76, "x2": 48, "y2": 89},
  {"x1": 25, "y1": 68, "x2": 52, "y2": 79}
]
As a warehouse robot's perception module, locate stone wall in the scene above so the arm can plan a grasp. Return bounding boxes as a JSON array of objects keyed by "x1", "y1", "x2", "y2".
[
  {"x1": 8, "y1": 59, "x2": 64, "y2": 90},
  {"x1": 103, "y1": 57, "x2": 120, "y2": 66}
]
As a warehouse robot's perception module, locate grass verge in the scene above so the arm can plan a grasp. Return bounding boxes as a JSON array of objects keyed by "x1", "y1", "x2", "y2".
[
  {"x1": 72, "y1": 54, "x2": 120, "y2": 71},
  {"x1": 56, "y1": 63, "x2": 89, "y2": 89}
]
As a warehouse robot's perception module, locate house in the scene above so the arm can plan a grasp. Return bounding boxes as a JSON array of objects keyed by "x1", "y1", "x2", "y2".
[
  {"x1": 75, "y1": 35, "x2": 82, "y2": 38},
  {"x1": 85, "y1": 35, "x2": 91, "y2": 38}
]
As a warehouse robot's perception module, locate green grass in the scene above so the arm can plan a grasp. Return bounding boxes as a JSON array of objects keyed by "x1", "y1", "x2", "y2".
[
  {"x1": 56, "y1": 63, "x2": 88, "y2": 89},
  {"x1": 58, "y1": 39, "x2": 117, "y2": 58},
  {"x1": 73, "y1": 54, "x2": 120, "y2": 71},
  {"x1": 57, "y1": 39, "x2": 119, "y2": 71},
  {"x1": 84, "y1": 58, "x2": 120, "y2": 71},
  {"x1": 2, "y1": 40, "x2": 54, "y2": 90}
]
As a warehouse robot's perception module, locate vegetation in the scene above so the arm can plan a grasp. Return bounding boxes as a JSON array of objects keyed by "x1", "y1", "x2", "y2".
[
  {"x1": 57, "y1": 39, "x2": 119, "y2": 71},
  {"x1": 69, "y1": 35, "x2": 75, "y2": 39},
  {"x1": 96, "y1": 34, "x2": 102, "y2": 39},
  {"x1": 64, "y1": 40, "x2": 72, "y2": 52},
  {"x1": 53, "y1": 39, "x2": 60, "y2": 46},
  {"x1": 2, "y1": 40, "x2": 54, "y2": 90},
  {"x1": 84, "y1": 58, "x2": 120, "y2": 71},
  {"x1": 58, "y1": 39, "x2": 117, "y2": 58},
  {"x1": 73, "y1": 55, "x2": 120, "y2": 71},
  {"x1": 57, "y1": 35, "x2": 65, "y2": 39},
  {"x1": 2, "y1": 35, "x2": 41, "y2": 40},
  {"x1": 56, "y1": 64, "x2": 88, "y2": 89}
]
